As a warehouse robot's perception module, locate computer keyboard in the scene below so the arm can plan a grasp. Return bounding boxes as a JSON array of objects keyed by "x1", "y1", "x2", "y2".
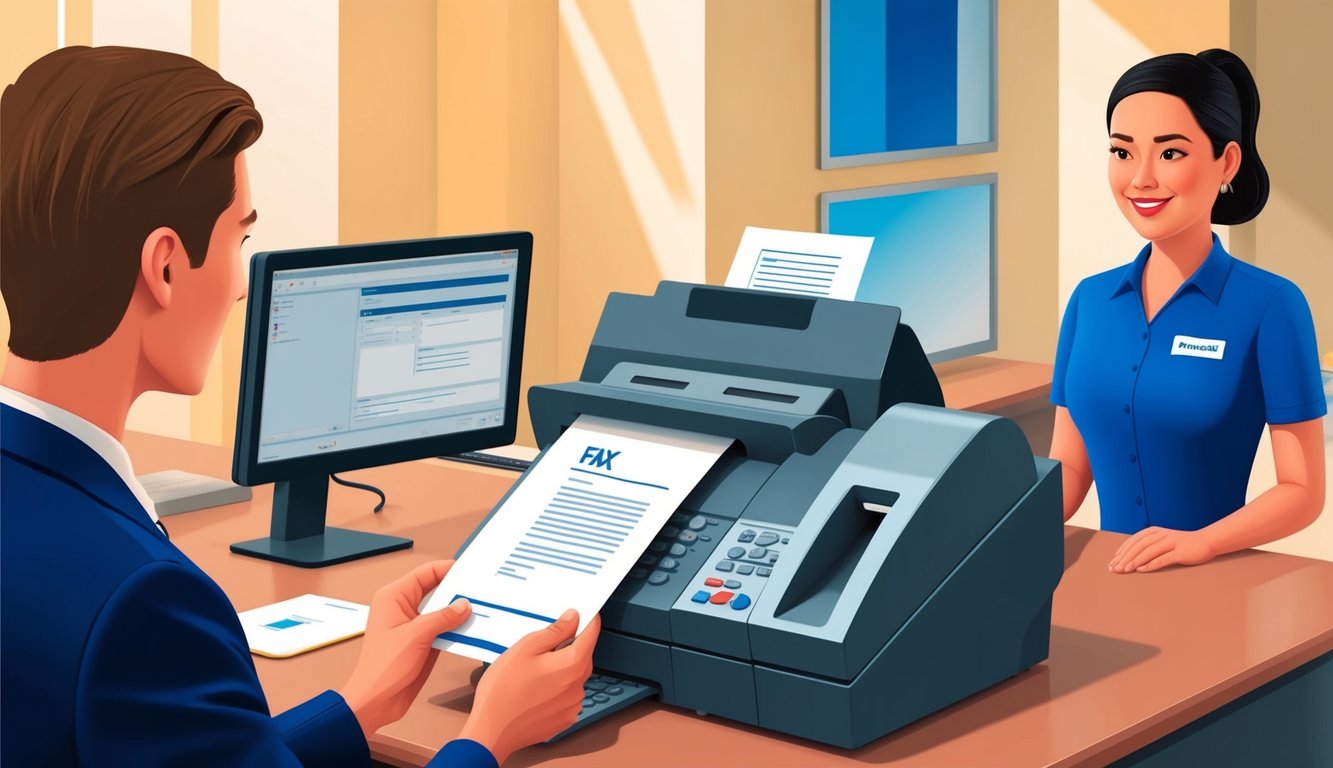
[
  {"x1": 440, "y1": 451, "x2": 533, "y2": 472},
  {"x1": 548, "y1": 673, "x2": 659, "y2": 741}
]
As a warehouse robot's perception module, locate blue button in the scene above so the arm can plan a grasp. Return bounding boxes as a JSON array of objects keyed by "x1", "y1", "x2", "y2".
[
  {"x1": 731, "y1": 594, "x2": 752, "y2": 610},
  {"x1": 1131, "y1": 364, "x2": 1138, "y2": 372},
  {"x1": 691, "y1": 590, "x2": 710, "y2": 604},
  {"x1": 669, "y1": 543, "x2": 688, "y2": 557},
  {"x1": 1130, "y1": 454, "x2": 1137, "y2": 463},
  {"x1": 724, "y1": 579, "x2": 742, "y2": 589},
  {"x1": 658, "y1": 557, "x2": 679, "y2": 571},
  {"x1": 1142, "y1": 331, "x2": 1148, "y2": 340},
  {"x1": 715, "y1": 561, "x2": 735, "y2": 572},
  {"x1": 1135, "y1": 496, "x2": 1143, "y2": 506},
  {"x1": 737, "y1": 564, "x2": 754, "y2": 575},
  {"x1": 1123, "y1": 405, "x2": 1131, "y2": 414}
]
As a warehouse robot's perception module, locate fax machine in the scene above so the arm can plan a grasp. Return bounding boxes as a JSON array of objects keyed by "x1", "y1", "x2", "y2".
[{"x1": 462, "y1": 282, "x2": 1063, "y2": 748}]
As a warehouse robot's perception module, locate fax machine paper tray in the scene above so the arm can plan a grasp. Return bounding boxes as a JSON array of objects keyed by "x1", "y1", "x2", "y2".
[{"x1": 528, "y1": 382, "x2": 845, "y2": 463}]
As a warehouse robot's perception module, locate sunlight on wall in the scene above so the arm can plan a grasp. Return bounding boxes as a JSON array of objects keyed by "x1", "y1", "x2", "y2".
[{"x1": 559, "y1": 0, "x2": 706, "y2": 283}]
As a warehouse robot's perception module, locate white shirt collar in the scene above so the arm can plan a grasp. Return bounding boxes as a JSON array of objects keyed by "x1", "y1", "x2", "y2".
[{"x1": 0, "y1": 385, "x2": 160, "y2": 523}]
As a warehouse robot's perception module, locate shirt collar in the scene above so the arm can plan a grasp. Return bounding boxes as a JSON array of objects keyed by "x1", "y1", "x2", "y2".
[
  {"x1": 1111, "y1": 232, "x2": 1233, "y2": 305},
  {"x1": 0, "y1": 385, "x2": 159, "y2": 523}
]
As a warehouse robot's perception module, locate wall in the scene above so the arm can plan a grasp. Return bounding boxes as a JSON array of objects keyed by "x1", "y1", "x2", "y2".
[
  {"x1": 706, "y1": 0, "x2": 1060, "y2": 366},
  {"x1": 437, "y1": 0, "x2": 560, "y2": 447}
]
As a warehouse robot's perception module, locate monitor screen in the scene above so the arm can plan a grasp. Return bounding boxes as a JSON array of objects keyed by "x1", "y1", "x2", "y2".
[
  {"x1": 258, "y1": 253, "x2": 517, "y2": 463},
  {"x1": 821, "y1": 173, "x2": 996, "y2": 363},
  {"x1": 234, "y1": 232, "x2": 532, "y2": 487}
]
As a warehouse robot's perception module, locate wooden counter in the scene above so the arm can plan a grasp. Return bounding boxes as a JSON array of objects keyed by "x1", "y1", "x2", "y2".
[{"x1": 125, "y1": 431, "x2": 1333, "y2": 767}]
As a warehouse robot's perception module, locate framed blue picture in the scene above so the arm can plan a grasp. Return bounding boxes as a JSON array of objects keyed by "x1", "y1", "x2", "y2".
[
  {"x1": 821, "y1": 174, "x2": 997, "y2": 362},
  {"x1": 821, "y1": 0, "x2": 997, "y2": 168}
]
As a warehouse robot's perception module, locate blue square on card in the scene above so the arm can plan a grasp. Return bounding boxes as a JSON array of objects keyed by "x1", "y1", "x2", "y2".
[{"x1": 263, "y1": 618, "x2": 304, "y2": 631}]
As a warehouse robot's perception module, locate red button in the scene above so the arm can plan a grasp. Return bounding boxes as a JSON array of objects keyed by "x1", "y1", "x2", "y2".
[
  {"x1": 709, "y1": 591, "x2": 734, "y2": 605},
  {"x1": 704, "y1": 577, "x2": 724, "y2": 587}
]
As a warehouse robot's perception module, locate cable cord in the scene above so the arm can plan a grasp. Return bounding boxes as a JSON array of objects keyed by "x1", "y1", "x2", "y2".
[{"x1": 330, "y1": 473, "x2": 387, "y2": 513}]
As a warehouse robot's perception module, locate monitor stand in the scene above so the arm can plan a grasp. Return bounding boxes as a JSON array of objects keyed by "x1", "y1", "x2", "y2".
[{"x1": 231, "y1": 475, "x2": 412, "y2": 568}]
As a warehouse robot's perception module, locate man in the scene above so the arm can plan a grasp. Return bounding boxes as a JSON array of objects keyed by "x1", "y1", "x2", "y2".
[{"x1": 1, "y1": 46, "x2": 597, "y2": 767}]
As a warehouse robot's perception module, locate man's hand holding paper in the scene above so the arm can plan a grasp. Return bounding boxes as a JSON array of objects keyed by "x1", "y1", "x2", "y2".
[{"x1": 420, "y1": 415, "x2": 732, "y2": 662}]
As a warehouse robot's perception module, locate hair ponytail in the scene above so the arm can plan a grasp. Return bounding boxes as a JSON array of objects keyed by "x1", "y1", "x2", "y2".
[{"x1": 1196, "y1": 49, "x2": 1268, "y2": 224}]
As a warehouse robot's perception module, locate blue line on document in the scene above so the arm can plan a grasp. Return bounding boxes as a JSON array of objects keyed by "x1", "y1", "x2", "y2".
[
  {"x1": 557, "y1": 485, "x2": 648, "y2": 508},
  {"x1": 544, "y1": 506, "x2": 634, "y2": 529},
  {"x1": 503, "y1": 560, "x2": 536, "y2": 569},
  {"x1": 569, "y1": 467, "x2": 669, "y2": 490},
  {"x1": 549, "y1": 490, "x2": 642, "y2": 509},
  {"x1": 450, "y1": 595, "x2": 557, "y2": 623},
  {"x1": 531, "y1": 521, "x2": 622, "y2": 546},
  {"x1": 324, "y1": 602, "x2": 359, "y2": 611},
  {"x1": 541, "y1": 514, "x2": 629, "y2": 541},
  {"x1": 509, "y1": 553, "x2": 597, "y2": 575},
  {"x1": 751, "y1": 283, "x2": 827, "y2": 296},
  {"x1": 533, "y1": 517, "x2": 624, "y2": 541},
  {"x1": 438, "y1": 632, "x2": 509, "y2": 655},
  {"x1": 519, "y1": 540, "x2": 608, "y2": 563},
  {"x1": 553, "y1": 491, "x2": 645, "y2": 516},
  {"x1": 514, "y1": 546, "x2": 604, "y2": 570},
  {"x1": 542, "y1": 510, "x2": 632, "y2": 535},
  {"x1": 496, "y1": 570, "x2": 527, "y2": 581},
  {"x1": 758, "y1": 249, "x2": 842, "y2": 260},
  {"x1": 527, "y1": 532, "x2": 615, "y2": 554},
  {"x1": 756, "y1": 270, "x2": 832, "y2": 282},
  {"x1": 755, "y1": 277, "x2": 832, "y2": 289},
  {"x1": 756, "y1": 262, "x2": 836, "y2": 274},
  {"x1": 547, "y1": 500, "x2": 640, "y2": 523}
]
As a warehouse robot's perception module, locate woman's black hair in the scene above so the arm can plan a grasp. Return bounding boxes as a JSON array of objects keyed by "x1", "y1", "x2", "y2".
[{"x1": 1106, "y1": 49, "x2": 1269, "y2": 225}]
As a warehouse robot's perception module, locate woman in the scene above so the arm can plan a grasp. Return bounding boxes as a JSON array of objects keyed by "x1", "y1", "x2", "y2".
[{"x1": 1049, "y1": 49, "x2": 1325, "y2": 573}]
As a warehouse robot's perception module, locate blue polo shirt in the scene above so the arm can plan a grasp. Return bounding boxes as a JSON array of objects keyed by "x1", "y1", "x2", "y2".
[{"x1": 1052, "y1": 234, "x2": 1325, "y2": 534}]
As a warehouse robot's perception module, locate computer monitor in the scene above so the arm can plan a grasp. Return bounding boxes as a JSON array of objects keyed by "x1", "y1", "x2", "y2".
[
  {"x1": 821, "y1": 173, "x2": 997, "y2": 363},
  {"x1": 231, "y1": 232, "x2": 532, "y2": 567}
]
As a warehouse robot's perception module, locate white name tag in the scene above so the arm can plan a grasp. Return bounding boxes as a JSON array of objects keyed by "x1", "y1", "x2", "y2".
[{"x1": 1171, "y1": 335, "x2": 1226, "y2": 360}]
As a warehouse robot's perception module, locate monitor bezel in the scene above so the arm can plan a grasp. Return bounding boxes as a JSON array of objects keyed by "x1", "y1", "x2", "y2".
[{"x1": 232, "y1": 231, "x2": 533, "y2": 487}]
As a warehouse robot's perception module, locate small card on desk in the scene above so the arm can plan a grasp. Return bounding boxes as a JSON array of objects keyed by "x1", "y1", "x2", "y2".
[{"x1": 238, "y1": 594, "x2": 369, "y2": 658}]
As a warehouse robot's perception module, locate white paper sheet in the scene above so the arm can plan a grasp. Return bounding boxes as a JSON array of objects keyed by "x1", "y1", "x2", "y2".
[
  {"x1": 724, "y1": 226, "x2": 874, "y2": 299},
  {"x1": 238, "y1": 594, "x2": 369, "y2": 658},
  {"x1": 422, "y1": 415, "x2": 732, "y2": 662}
]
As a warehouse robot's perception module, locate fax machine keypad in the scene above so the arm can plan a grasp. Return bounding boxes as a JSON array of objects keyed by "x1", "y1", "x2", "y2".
[{"x1": 677, "y1": 519, "x2": 794, "y2": 615}]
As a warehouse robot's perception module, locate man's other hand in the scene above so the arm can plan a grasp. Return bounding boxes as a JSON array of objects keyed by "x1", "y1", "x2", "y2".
[
  {"x1": 459, "y1": 610, "x2": 601, "y2": 765},
  {"x1": 340, "y1": 560, "x2": 471, "y2": 737}
]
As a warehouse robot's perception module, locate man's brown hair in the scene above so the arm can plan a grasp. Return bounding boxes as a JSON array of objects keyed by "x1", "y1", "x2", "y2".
[{"x1": 1, "y1": 46, "x2": 263, "y2": 361}]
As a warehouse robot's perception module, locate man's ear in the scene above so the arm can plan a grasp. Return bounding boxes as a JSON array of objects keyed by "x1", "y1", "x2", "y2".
[{"x1": 140, "y1": 227, "x2": 185, "y2": 309}]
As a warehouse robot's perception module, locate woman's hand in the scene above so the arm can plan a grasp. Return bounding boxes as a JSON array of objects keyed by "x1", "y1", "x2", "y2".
[
  {"x1": 340, "y1": 560, "x2": 473, "y2": 737},
  {"x1": 1108, "y1": 526, "x2": 1216, "y2": 573}
]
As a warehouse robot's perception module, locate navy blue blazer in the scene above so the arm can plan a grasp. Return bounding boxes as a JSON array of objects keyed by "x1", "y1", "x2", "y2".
[{"x1": 1, "y1": 403, "x2": 496, "y2": 768}]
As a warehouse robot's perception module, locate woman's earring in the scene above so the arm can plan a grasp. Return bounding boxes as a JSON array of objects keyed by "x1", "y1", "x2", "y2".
[{"x1": 1220, "y1": 182, "x2": 1233, "y2": 194}]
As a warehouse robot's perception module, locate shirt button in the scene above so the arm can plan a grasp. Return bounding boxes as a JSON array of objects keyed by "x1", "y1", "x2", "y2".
[
  {"x1": 1123, "y1": 404, "x2": 1131, "y2": 414},
  {"x1": 1130, "y1": 454, "x2": 1137, "y2": 463},
  {"x1": 1135, "y1": 496, "x2": 1143, "y2": 506},
  {"x1": 1131, "y1": 364, "x2": 1139, "y2": 372},
  {"x1": 1142, "y1": 332, "x2": 1148, "y2": 340}
]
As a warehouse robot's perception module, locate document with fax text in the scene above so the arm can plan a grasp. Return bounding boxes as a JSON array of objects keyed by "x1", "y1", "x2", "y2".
[{"x1": 421, "y1": 415, "x2": 732, "y2": 662}]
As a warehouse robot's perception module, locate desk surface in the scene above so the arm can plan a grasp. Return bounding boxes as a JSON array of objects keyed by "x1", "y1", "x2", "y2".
[{"x1": 126, "y1": 432, "x2": 1333, "y2": 768}]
